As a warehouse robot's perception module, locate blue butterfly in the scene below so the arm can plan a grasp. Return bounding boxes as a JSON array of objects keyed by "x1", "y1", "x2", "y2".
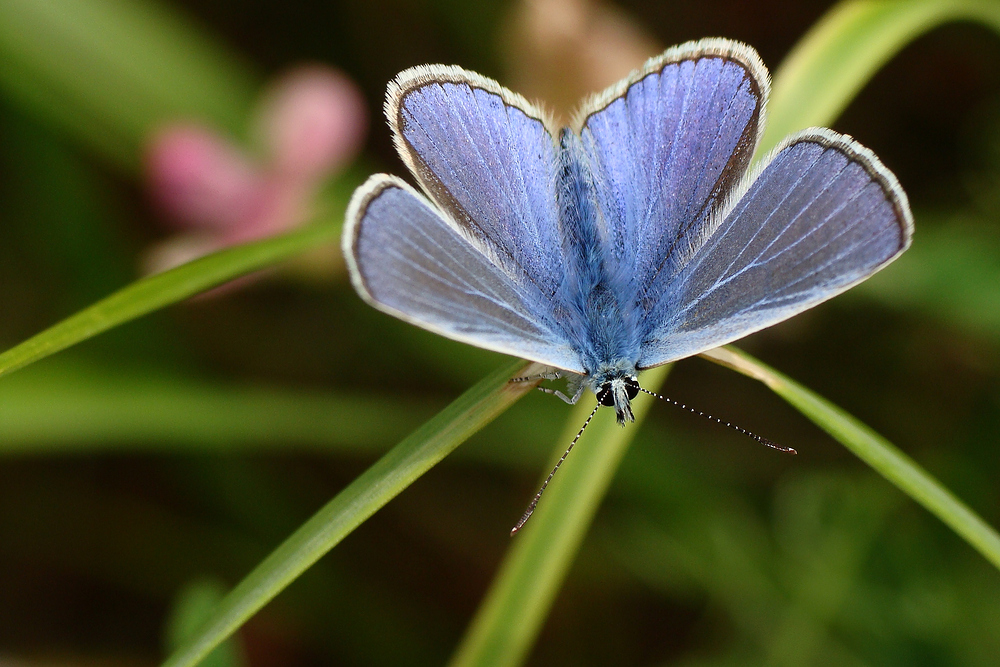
[{"x1": 343, "y1": 38, "x2": 912, "y2": 428}]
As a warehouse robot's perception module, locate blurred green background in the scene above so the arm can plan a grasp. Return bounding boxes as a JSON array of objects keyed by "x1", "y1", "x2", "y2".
[{"x1": 1, "y1": 0, "x2": 1000, "y2": 665}]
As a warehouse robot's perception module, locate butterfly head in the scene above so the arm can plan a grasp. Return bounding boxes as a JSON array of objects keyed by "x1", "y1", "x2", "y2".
[{"x1": 596, "y1": 375, "x2": 640, "y2": 426}]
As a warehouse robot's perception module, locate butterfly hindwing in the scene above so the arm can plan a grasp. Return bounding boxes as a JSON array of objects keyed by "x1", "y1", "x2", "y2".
[
  {"x1": 344, "y1": 175, "x2": 584, "y2": 372},
  {"x1": 637, "y1": 128, "x2": 913, "y2": 368},
  {"x1": 575, "y1": 39, "x2": 769, "y2": 301}
]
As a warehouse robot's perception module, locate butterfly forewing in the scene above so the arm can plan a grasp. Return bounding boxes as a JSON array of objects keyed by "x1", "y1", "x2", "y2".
[
  {"x1": 575, "y1": 39, "x2": 768, "y2": 301},
  {"x1": 388, "y1": 66, "x2": 567, "y2": 299},
  {"x1": 344, "y1": 175, "x2": 585, "y2": 372},
  {"x1": 636, "y1": 128, "x2": 913, "y2": 369}
]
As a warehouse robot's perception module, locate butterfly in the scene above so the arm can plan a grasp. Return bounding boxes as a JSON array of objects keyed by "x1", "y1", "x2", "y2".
[{"x1": 343, "y1": 37, "x2": 912, "y2": 430}]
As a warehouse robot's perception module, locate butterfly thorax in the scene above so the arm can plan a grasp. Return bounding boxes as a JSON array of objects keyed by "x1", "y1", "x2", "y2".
[{"x1": 565, "y1": 278, "x2": 643, "y2": 424}]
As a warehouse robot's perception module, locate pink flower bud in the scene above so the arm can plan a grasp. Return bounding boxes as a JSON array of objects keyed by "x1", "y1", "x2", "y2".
[
  {"x1": 143, "y1": 66, "x2": 368, "y2": 287},
  {"x1": 255, "y1": 66, "x2": 367, "y2": 181},
  {"x1": 146, "y1": 124, "x2": 265, "y2": 230}
]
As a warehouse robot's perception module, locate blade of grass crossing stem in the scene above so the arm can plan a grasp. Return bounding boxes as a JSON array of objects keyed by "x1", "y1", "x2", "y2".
[
  {"x1": 0, "y1": 217, "x2": 340, "y2": 380},
  {"x1": 760, "y1": 0, "x2": 1000, "y2": 155},
  {"x1": 165, "y1": 579, "x2": 245, "y2": 667},
  {"x1": 449, "y1": 364, "x2": 671, "y2": 667},
  {"x1": 701, "y1": 346, "x2": 1000, "y2": 571},
  {"x1": 161, "y1": 359, "x2": 545, "y2": 667}
]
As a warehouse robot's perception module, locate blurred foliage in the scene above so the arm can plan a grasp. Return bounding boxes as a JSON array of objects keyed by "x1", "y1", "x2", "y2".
[{"x1": 1, "y1": 1, "x2": 1000, "y2": 666}]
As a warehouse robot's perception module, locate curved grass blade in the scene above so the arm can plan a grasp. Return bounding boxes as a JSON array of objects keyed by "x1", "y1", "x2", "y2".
[
  {"x1": 0, "y1": 217, "x2": 340, "y2": 381},
  {"x1": 161, "y1": 359, "x2": 542, "y2": 667},
  {"x1": 701, "y1": 346, "x2": 1000, "y2": 571},
  {"x1": 448, "y1": 364, "x2": 671, "y2": 667},
  {"x1": 761, "y1": 0, "x2": 1000, "y2": 155}
]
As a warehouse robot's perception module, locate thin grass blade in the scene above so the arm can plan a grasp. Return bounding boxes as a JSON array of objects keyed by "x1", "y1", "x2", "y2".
[
  {"x1": 761, "y1": 0, "x2": 1000, "y2": 156},
  {"x1": 0, "y1": 217, "x2": 340, "y2": 381},
  {"x1": 702, "y1": 346, "x2": 1000, "y2": 571},
  {"x1": 0, "y1": 360, "x2": 435, "y2": 454},
  {"x1": 161, "y1": 359, "x2": 544, "y2": 667},
  {"x1": 448, "y1": 364, "x2": 671, "y2": 667}
]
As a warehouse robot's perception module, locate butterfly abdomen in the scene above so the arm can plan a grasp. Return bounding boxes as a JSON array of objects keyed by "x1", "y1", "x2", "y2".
[{"x1": 556, "y1": 130, "x2": 642, "y2": 377}]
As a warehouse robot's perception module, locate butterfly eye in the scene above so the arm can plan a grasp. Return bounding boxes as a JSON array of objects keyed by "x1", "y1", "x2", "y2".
[
  {"x1": 625, "y1": 379, "x2": 640, "y2": 400},
  {"x1": 598, "y1": 384, "x2": 615, "y2": 406}
]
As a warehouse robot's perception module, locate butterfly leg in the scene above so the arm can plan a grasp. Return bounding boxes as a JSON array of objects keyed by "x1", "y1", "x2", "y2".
[
  {"x1": 509, "y1": 369, "x2": 565, "y2": 383},
  {"x1": 534, "y1": 384, "x2": 585, "y2": 404},
  {"x1": 550, "y1": 379, "x2": 586, "y2": 405},
  {"x1": 510, "y1": 370, "x2": 586, "y2": 405}
]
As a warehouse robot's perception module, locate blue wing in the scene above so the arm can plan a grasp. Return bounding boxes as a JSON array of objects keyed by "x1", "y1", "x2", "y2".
[
  {"x1": 343, "y1": 65, "x2": 589, "y2": 372},
  {"x1": 343, "y1": 175, "x2": 585, "y2": 373},
  {"x1": 575, "y1": 39, "x2": 768, "y2": 303},
  {"x1": 637, "y1": 129, "x2": 913, "y2": 368},
  {"x1": 387, "y1": 65, "x2": 567, "y2": 299}
]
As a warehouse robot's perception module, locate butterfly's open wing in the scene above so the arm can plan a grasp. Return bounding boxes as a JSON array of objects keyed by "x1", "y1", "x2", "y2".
[
  {"x1": 344, "y1": 66, "x2": 587, "y2": 373},
  {"x1": 387, "y1": 65, "x2": 568, "y2": 299},
  {"x1": 636, "y1": 129, "x2": 913, "y2": 368},
  {"x1": 344, "y1": 176, "x2": 583, "y2": 371},
  {"x1": 574, "y1": 38, "x2": 768, "y2": 298}
]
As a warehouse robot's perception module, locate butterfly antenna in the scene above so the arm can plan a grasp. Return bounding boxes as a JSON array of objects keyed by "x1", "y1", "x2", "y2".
[
  {"x1": 638, "y1": 387, "x2": 796, "y2": 454},
  {"x1": 510, "y1": 400, "x2": 602, "y2": 536}
]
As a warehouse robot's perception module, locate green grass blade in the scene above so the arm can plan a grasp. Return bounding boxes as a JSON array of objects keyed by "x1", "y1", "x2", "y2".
[
  {"x1": 448, "y1": 364, "x2": 671, "y2": 667},
  {"x1": 702, "y1": 346, "x2": 1000, "y2": 571},
  {"x1": 0, "y1": 217, "x2": 339, "y2": 381},
  {"x1": 761, "y1": 0, "x2": 1000, "y2": 155},
  {"x1": 0, "y1": 360, "x2": 435, "y2": 455},
  {"x1": 161, "y1": 359, "x2": 542, "y2": 667}
]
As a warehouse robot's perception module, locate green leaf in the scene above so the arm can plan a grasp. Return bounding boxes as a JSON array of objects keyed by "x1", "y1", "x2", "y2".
[
  {"x1": 161, "y1": 359, "x2": 542, "y2": 667},
  {"x1": 761, "y1": 0, "x2": 1000, "y2": 155},
  {"x1": 0, "y1": 216, "x2": 340, "y2": 381},
  {"x1": 702, "y1": 346, "x2": 1000, "y2": 571},
  {"x1": 448, "y1": 364, "x2": 671, "y2": 667}
]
